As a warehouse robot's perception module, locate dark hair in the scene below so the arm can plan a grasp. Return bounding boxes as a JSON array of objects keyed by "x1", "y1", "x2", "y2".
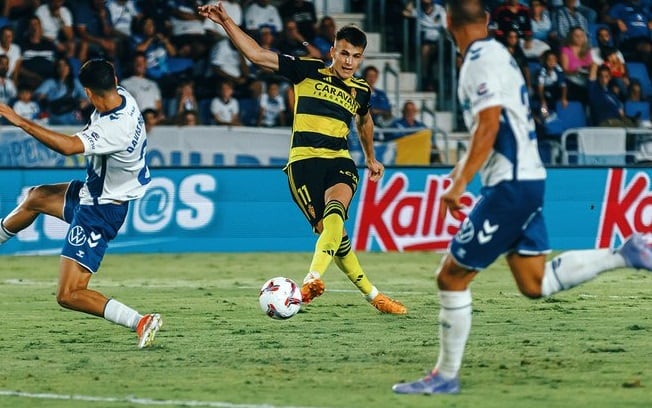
[
  {"x1": 79, "y1": 59, "x2": 116, "y2": 94},
  {"x1": 597, "y1": 64, "x2": 611, "y2": 75},
  {"x1": 446, "y1": 0, "x2": 487, "y2": 27},
  {"x1": 362, "y1": 65, "x2": 379, "y2": 77},
  {"x1": 336, "y1": 25, "x2": 367, "y2": 49}
]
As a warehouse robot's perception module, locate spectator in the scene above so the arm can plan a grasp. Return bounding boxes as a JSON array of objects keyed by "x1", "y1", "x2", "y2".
[
  {"x1": 362, "y1": 65, "x2": 393, "y2": 128},
  {"x1": 132, "y1": 16, "x2": 178, "y2": 80},
  {"x1": 12, "y1": 84, "x2": 40, "y2": 120},
  {"x1": 177, "y1": 109, "x2": 199, "y2": 126},
  {"x1": 560, "y1": 26, "x2": 594, "y2": 103},
  {"x1": 120, "y1": 52, "x2": 165, "y2": 122},
  {"x1": 551, "y1": 0, "x2": 589, "y2": 49},
  {"x1": 535, "y1": 50, "x2": 568, "y2": 124},
  {"x1": 606, "y1": 0, "x2": 652, "y2": 71},
  {"x1": 550, "y1": 0, "x2": 598, "y2": 24},
  {"x1": 210, "y1": 79, "x2": 240, "y2": 126},
  {"x1": 168, "y1": 0, "x2": 208, "y2": 60},
  {"x1": 278, "y1": 0, "x2": 317, "y2": 42},
  {"x1": 491, "y1": 0, "x2": 532, "y2": 41},
  {"x1": 134, "y1": 0, "x2": 171, "y2": 34},
  {"x1": 602, "y1": 46, "x2": 629, "y2": 99},
  {"x1": 17, "y1": 16, "x2": 57, "y2": 90},
  {"x1": 174, "y1": 79, "x2": 198, "y2": 117},
  {"x1": 588, "y1": 63, "x2": 635, "y2": 126},
  {"x1": 0, "y1": 25, "x2": 21, "y2": 82},
  {"x1": 75, "y1": 0, "x2": 117, "y2": 62},
  {"x1": 530, "y1": 0, "x2": 552, "y2": 43},
  {"x1": 141, "y1": 107, "x2": 159, "y2": 132},
  {"x1": 627, "y1": 79, "x2": 643, "y2": 102},
  {"x1": 502, "y1": 28, "x2": 531, "y2": 89},
  {"x1": 404, "y1": 0, "x2": 446, "y2": 91},
  {"x1": 207, "y1": 38, "x2": 258, "y2": 98},
  {"x1": 34, "y1": 0, "x2": 74, "y2": 58},
  {"x1": 388, "y1": 100, "x2": 426, "y2": 141},
  {"x1": 0, "y1": 54, "x2": 16, "y2": 104},
  {"x1": 313, "y1": 16, "x2": 336, "y2": 62},
  {"x1": 258, "y1": 80, "x2": 286, "y2": 127},
  {"x1": 203, "y1": 0, "x2": 242, "y2": 41},
  {"x1": 34, "y1": 57, "x2": 89, "y2": 125},
  {"x1": 106, "y1": 0, "x2": 141, "y2": 62},
  {"x1": 590, "y1": 26, "x2": 623, "y2": 65},
  {"x1": 244, "y1": 0, "x2": 283, "y2": 37},
  {"x1": 277, "y1": 18, "x2": 321, "y2": 59}
]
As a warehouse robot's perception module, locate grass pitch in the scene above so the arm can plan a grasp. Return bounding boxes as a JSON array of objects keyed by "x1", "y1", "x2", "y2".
[{"x1": 0, "y1": 251, "x2": 650, "y2": 408}]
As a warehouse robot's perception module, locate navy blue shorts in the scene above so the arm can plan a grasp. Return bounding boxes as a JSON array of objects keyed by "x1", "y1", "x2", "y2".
[
  {"x1": 449, "y1": 180, "x2": 551, "y2": 270},
  {"x1": 61, "y1": 180, "x2": 129, "y2": 273}
]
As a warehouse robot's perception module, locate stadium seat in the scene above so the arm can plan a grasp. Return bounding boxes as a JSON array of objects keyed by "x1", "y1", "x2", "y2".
[
  {"x1": 624, "y1": 101, "x2": 651, "y2": 122},
  {"x1": 239, "y1": 98, "x2": 259, "y2": 126},
  {"x1": 198, "y1": 99, "x2": 213, "y2": 125},
  {"x1": 544, "y1": 100, "x2": 587, "y2": 136},
  {"x1": 626, "y1": 62, "x2": 652, "y2": 98}
]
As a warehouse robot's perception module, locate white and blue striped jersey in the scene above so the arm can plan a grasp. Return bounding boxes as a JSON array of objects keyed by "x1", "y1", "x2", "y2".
[
  {"x1": 75, "y1": 86, "x2": 150, "y2": 205},
  {"x1": 458, "y1": 38, "x2": 546, "y2": 187}
]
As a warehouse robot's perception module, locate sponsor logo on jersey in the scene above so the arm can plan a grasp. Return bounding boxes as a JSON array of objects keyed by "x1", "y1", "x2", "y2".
[{"x1": 68, "y1": 225, "x2": 87, "y2": 246}]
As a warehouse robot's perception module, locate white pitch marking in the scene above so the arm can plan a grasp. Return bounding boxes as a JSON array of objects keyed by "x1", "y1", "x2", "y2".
[{"x1": 0, "y1": 390, "x2": 320, "y2": 408}]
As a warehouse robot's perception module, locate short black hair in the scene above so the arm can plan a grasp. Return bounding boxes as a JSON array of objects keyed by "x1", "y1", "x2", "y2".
[
  {"x1": 78, "y1": 59, "x2": 116, "y2": 94},
  {"x1": 336, "y1": 25, "x2": 367, "y2": 49},
  {"x1": 446, "y1": 0, "x2": 487, "y2": 27}
]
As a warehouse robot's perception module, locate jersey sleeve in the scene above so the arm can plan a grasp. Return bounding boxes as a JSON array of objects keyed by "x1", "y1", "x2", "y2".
[
  {"x1": 277, "y1": 54, "x2": 317, "y2": 84},
  {"x1": 465, "y1": 55, "x2": 505, "y2": 116},
  {"x1": 76, "y1": 120, "x2": 128, "y2": 156}
]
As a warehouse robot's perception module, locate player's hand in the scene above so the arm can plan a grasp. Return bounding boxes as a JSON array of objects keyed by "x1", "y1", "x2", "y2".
[
  {"x1": 439, "y1": 178, "x2": 467, "y2": 219},
  {"x1": 366, "y1": 159, "x2": 384, "y2": 182},
  {"x1": 0, "y1": 103, "x2": 21, "y2": 126},
  {"x1": 197, "y1": 3, "x2": 228, "y2": 26}
]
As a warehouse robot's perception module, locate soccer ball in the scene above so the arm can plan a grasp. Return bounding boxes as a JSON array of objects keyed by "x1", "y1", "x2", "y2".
[{"x1": 258, "y1": 277, "x2": 302, "y2": 320}]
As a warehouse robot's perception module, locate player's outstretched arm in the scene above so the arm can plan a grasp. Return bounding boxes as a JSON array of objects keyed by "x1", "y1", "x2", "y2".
[
  {"x1": 0, "y1": 103, "x2": 84, "y2": 156},
  {"x1": 198, "y1": 3, "x2": 279, "y2": 72},
  {"x1": 355, "y1": 111, "x2": 384, "y2": 182}
]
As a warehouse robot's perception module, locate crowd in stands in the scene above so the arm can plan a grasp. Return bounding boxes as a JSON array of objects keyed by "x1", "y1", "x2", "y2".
[{"x1": 2, "y1": 0, "x2": 651, "y2": 147}]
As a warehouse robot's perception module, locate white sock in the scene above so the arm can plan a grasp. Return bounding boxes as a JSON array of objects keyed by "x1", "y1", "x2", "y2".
[
  {"x1": 0, "y1": 218, "x2": 15, "y2": 244},
  {"x1": 303, "y1": 271, "x2": 321, "y2": 284},
  {"x1": 541, "y1": 249, "x2": 626, "y2": 296},
  {"x1": 103, "y1": 299, "x2": 142, "y2": 330},
  {"x1": 435, "y1": 289, "x2": 472, "y2": 379},
  {"x1": 365, "y1": 286, "x2": 379, "y2": 302}
]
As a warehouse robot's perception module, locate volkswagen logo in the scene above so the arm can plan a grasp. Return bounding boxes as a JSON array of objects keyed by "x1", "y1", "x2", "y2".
[{"x1": 68, "y1": 225, "x2": 87, "y2": 246}]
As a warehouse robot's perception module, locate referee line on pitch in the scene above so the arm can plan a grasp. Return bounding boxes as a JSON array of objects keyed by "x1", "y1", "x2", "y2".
[{"x1": 0, "y1": 389, "x2": 322, "y2": 408}]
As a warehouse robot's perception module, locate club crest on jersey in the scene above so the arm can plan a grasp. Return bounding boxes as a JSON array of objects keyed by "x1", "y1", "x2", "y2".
[
  {"x1": 350, "y1": 88, "x2": 356, "y2": 99},
  {"x1": 476, "y1": 82, "x2": 488, "y2": 96}
]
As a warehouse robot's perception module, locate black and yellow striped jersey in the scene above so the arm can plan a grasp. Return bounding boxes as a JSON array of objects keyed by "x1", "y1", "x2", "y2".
[{"x1": 277, "y1": 54, "x2": 371, "y2": 164}]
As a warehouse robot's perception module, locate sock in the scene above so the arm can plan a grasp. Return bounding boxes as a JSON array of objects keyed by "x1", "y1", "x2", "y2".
[
  {"x1": 435, "y1": 290, "x2": 472, "y2": 379},
  {"x1": 103, "y1": 299, "x2": 142, "y2": 331},
  {"x1": 541, "y1": 249, "x2": 626, "y2": 296},
  {"x1": 0, "y1": 218, "x2": 15, "y2": 244},
  {"x1": 308, "y1": 200, "x2": 345, "y2": 276},
  {"x1": 333, "y1": 235, "x2": 375, "y2": 297}
]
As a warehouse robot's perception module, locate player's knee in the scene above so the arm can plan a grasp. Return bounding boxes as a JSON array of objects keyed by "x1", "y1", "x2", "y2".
[
  {"x1": 517, "y1": 282, "x2": 543, "y2": 299},
  {"x1": 56, "y1": 289, "x2": 77, "y2": 310},
  {"x1": 23, "y1": 186, "x2": 52, "y2": 210}
]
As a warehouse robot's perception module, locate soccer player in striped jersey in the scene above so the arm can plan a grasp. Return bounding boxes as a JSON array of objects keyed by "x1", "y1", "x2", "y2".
[
  {"x1": 392, "y1": 0, "x2": 652, "y2": 395},
  {"x1": 199, "y1": 2, "x2": 406, "y2": 314},
  {"x1": 0, "y1": 59, "x2": 162, "y2": 348}
]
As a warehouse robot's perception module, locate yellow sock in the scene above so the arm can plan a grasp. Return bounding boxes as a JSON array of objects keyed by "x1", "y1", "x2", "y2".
[
  {"x1": 333, "y1": 235, "x2": 374, "y2": 297},
  {"x1": 308, "y1": 201, "x2": 345, "y2": 276}
]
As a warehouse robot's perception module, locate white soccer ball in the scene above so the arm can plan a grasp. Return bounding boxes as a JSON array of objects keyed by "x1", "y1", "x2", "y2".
[{"x1": 258, "y1": 277, "x2": 302, "y2": 320}]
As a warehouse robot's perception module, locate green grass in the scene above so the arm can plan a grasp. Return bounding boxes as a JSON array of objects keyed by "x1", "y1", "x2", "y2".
[{"x1": 0, "y1": 252, "x2": 650, "y2": 408}]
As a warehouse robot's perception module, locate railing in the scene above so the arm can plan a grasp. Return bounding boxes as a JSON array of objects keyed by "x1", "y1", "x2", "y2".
[
  {"x1": 558, "y1": 127, "x2": 652, "y2": 165},
  {"x1": 383, "y1": 62, "x2": 400, "y2": 118}
]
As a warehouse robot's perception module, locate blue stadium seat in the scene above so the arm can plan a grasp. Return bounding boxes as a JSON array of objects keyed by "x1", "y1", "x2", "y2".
[
  {"x1": 198, "y1": 99, "x2": 213, "y2": 125},
  {"x1": 544, "y1": 100, "x2": 587, "y2": 136},
  {"x1": 239, "y1": 98, "x2": 259, "y2": 126},
  {"x1": 626, "y1": 62, "x2": 652, "y2": 98},
  {"x1": 624, "y1": 101, "x2": 651, "y2": 121}
]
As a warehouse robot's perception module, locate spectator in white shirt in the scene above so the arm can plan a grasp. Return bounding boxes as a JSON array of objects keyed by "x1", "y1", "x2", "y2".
[
  {"x1": 12, "y1": 85, "x2": 40, "y2": 120},
  {"x1": 258, "y1": 81, "x2": 286, "y2": 127},
  {"x1": 34, "y1": 0, "x2": 74, "y2": 57},
  {"x1": 244, "y1": 0, "x2": 282, "y2": 37},
  {"x1": 0, "y1": 25, "x2": 21, "y2": 82},
  {"x1": 120, "y1": 52, "x2": 165, "y2": 122},
  {"x1": 211, "y1": 80, "x2": 240, "y2": 126}
]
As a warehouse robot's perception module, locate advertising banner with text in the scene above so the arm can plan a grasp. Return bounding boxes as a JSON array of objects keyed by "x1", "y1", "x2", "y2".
[{"x1": 0, "y1": 167, "x2": 649, "y2": 256}]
